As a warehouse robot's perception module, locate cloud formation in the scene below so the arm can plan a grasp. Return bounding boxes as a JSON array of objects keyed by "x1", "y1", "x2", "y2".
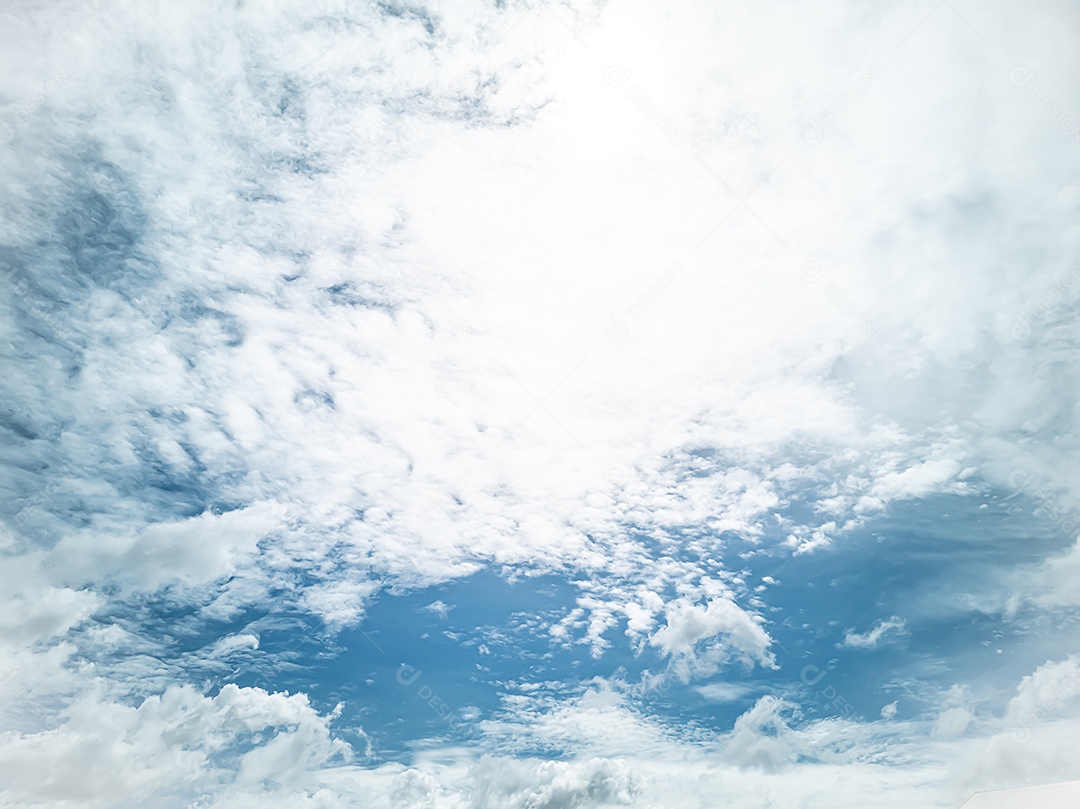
[
  {"x1": 842, "y1": 617, "x2": 909, "y2": 650},
  {"x1": 2, "y1": 0, "x2": 1080, "y2": 806}
]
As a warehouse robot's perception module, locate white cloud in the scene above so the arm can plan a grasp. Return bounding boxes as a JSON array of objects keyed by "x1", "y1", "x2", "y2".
[
  {"x1": 1022, "y1": 538, "x2": 1080, "y2": 610},
  {"x1": 694, "y1": 682, "x2": 759, "y2": 704},
  {"x1": 302, "y1": 579, "x2": 380, "y2": 630},
  {"x1": 933, "y1": 706, "x2": 975, "y2": 740},
  {"x1": 842, "y1": 617, "x2": 908, "y2": 650},
  {"x1": 0, "y1": 683, "x2": 350, "y2": 807},
  {"x1": 721, "y1": 696, "x2": 806, "y2": 773},
  {"x1": 421, "y1": 601, "x2": 453, "y2": 620},
  {"x1": 204, "y1": 634, "x2": 260, "y2": 660},
  {"x1": 1005, "y1": 655, "x2": 1080, "y2": 727},
  {"x1": 0, "y1": 578, "x2": 98, "y2": 647},
  {"x1": 461, "y1": 757, "x2": 640, "y2": 809},
  {"x1": 785, "y1": 527, "x2": 834, "y2": 556},
  {"x1": 649, "y1": 596, "x2": 776, "y2": 679},
  {"x1": 480, "y1": 681, "x2": 687, "y2": 759},
  {"x1": 860, "y1": 459, "x2": 966, "y2": 513},
  {"x1": 50, "y1": 504, "x2": 288, "y2": 595}
]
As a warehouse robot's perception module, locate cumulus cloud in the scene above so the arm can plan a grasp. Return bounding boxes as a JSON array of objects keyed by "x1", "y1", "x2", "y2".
[
  {"x1": 1005, "y1": 655, "x2": 1080, "y2": 728},
  {"x1": 464, "y1": 757, "x2": 640, "y2": 809},
  {"x1": 649, "y1": 596, "x2": 776, "y2": 679},
  {"x1": 721, "y1": 696, "x2": 805, "y2": 772},
  {"x1": 1019, "y1": 537, "x2": 1080, "y2": 610},
  {"x1": 0, "y1": 683, "x2": 350, "y2": 807}
]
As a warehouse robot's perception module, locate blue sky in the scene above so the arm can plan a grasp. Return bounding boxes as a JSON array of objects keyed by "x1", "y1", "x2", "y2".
[{"x1": 2, "y1": 1, "x2": 1080, "y2": 807}]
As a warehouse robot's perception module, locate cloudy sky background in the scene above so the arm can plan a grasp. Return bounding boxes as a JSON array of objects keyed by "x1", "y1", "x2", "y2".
[{"x1": 2, "y1": 0, "x2": 1080, "y2": 806}]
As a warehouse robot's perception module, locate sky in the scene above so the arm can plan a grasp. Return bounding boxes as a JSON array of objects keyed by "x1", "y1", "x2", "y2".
[{"x1": 1, "y1": 0, "x2": 1080, "y2": 807}]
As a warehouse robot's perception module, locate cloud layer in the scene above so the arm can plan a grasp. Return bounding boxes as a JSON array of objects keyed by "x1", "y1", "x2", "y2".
[{"x1": 2, "y1": 0, "x2": 1080, "y2": 806}]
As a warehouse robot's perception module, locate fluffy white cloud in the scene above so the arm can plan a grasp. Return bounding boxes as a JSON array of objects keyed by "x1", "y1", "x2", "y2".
[
  {"x1": 480, "y1": 681, "x2": 687, "y2": 758},
  {"x1": 462, "y1": 756, "x2": 640, "y2": 809},
  {"x1": 1022, "y1": 538, "x2": 1080, "y2": 610},
  {"x1": 49, "y1": 503, "x2": 287, "y2": 594},
  {"x1": 302, "y1": 579, "x2": 381, "y2": 630},
  {"x1": 649, "y1": 595, "x2": 776, "y2": 679},
  {"x1": 1005, "y1": 655, "x2": 1080, "y2": 728},
  {"x1": 0, "y1": 683, "x2": 350, "y2": 807}
]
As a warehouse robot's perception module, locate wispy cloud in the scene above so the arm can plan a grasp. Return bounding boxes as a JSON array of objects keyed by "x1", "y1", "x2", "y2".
[{"x1": 842, "y1": 617, "x2": 909, "y2": 650}]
